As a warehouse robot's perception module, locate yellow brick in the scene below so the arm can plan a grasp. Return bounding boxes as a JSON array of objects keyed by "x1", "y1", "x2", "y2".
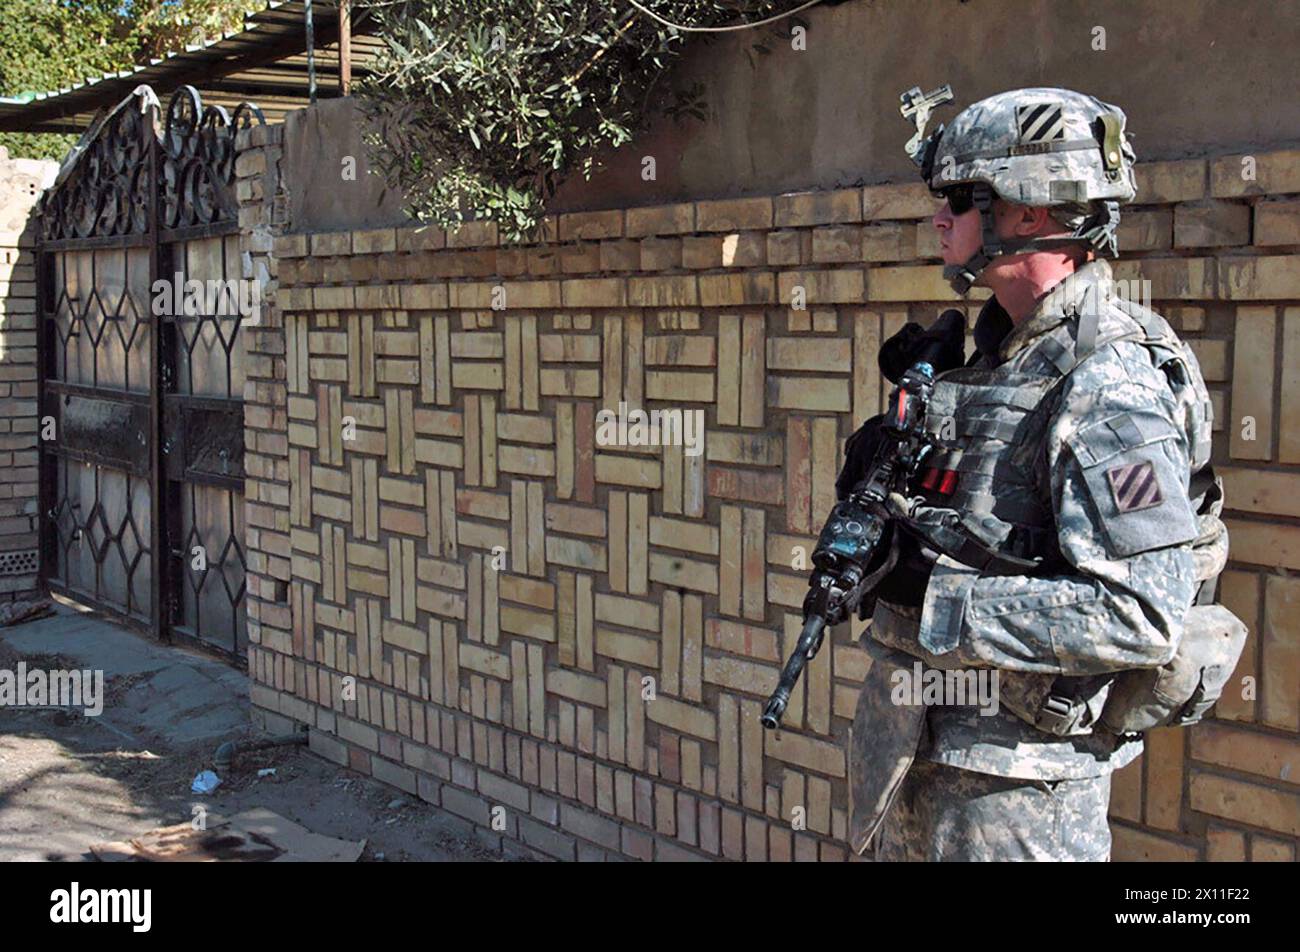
[
  {"x1": 395, "y1": 225, "x2": 446, "y2": 252},
  {"x1": 647, "y1": 552, "x2": 718, "y2": 594},
  {"x1": 1117, "y1": 208, "x2": 1172, "y2": 251},
  {"x1": 1112, "y1": 257, "x2": 1215, "y2": 299},
  {"x1": 446, "y1": 219, "x2": 498, "y2": 248},
  {"x1": 1251, "y1": 836, "x2": 1296, "y2": 862},
  {"x1": 696, "y1": 196, "x2": 772, "y2": 232},
  {"x1": 697, "y1": 272, "x2": 777, "y2": 307},
  {"x1": 310, "y1": 231, "x2": 351, "y2": 256},
  {"x1": 498, "y1": 444, "x2": 555, "y2": 476},
  {"x1": 628, "y1": 275, "x2": 697, "y2": 307},
  {"x1": 864, "y1": 223, "x2": 907, "y2": 261},
  {"x1": 867, "y1": 265, "x2": 963, "y2": 302},
  {"x1": 545, "y1": 502, "x2": 606, "y2": 537},
  {"x1": 705, "y1": 432, "x2": 782, "y2": 467},
  {"x1": 644, "y1": 335, "x2": 716, "y2": 367},
  {"x1": 648, "y1": 515, "x2": 718, "y2": 555},
  {"x1": 626, "y1": 203, "x2": 695, "y2": 237},
  {"x1": 703, "y1": 654, "x2": 777, "y2": 696},
  {"x1": 777, "y1": 269, "x2": 864, "y2": 305},
  {"x1": 1219, "y1": 466, "x2": 1300, "y2": 518},
  {"x1": 767, "y1": 230, "x2": 806, "y2": 266},
  {"x1": 810, "y1": 226, "x2": 862, "y2": 263},
  {"x1": 546, "y1": 669, "x2": 606, "y2": 706},
  {"x1": 1262, "y1": 575, "x2": 1300, "y2": 731},
  {"x1": 501, "y1": 280, "x2": 562, "y2": 308},
  {"x1": 559, "y1": 209, "x2": 624, "y2": 240},
  {"x1": 1134, "y1": 158, "x2": 1206, "y2": 202},
  {"x1": 861, "y1": 183, "x2": 938, "y2": 220},
  {"x1": 352, "y1": 227, "x2": 397, "y2": 254},
  {"x1": 1255, "y1": 199, "x2": 1300, "y2": 246},
  {"x1": 766, "y1": 337, "x2": 851, "y2": 373},
  {"x1": 1219, "y1": 256, "x2": 1300, "y2": 299},
  {"x1": 1222, "y1": 519, "x2": 1300, "y2": 570},
  {"x1": 1210, "y1": 149, "x2": 1300, "y2": 197},
  {"x1": 1174, "y1": 201, "x2": 1250, "y2": 247},
  {"x1": 451, "y1": 362, "x2": 505, "y2": 390},
  {"x1": 500, "y1": 573, "x2": 555, "y2": 610},
  {"x1": 539, "y1": 368, "x2": 600, "y2": 397},
  {"x1": 595, "y1": 627, "x2": 658, "y2": 667},
  {"x1": 767, "y1": 376, "x2": 850, "y2": 412},
  {"x1": 594, "y1": 453, "x2": 661, "y2": 489},
  {"x1": 595, "y1": 592, "x2": 659, "y2": 630},
  {"x1": 644, "y1": 370, "x2": 714, "y2": 402},
  {"x1": 1189, "y1": 721, "x2": 1298, "y2": 783},
  {"x1": 545, "y1": 535, "x2": 607, "y2": 572},
  {"x1": 763, "y1": 728, "x2": 844, "y2": 777},
  {"x1": 398, "y1": 283, "x2": 449, "y2": 310},
  {"x1": 561, "y1": 278, "x2": 626, "y2": 307},
  {"x1": 539, "y1": 333, "x2": 602, "y2": 363},
  {"x1": 313, "y1": 286, "x2": 355, "y2": 310},
  {"x1": 451, "y1": 331, "x2": 504, "y2": 358},
  {"x1": 495, "y1": 413, "x2": 553, "y2": 443},
  {"x1": 773, "y1": 188, "x2": 862, "y2": 227},
  {"x1": 599, "y1": 239, "x2": 641, "y2": 271},
  {"x1": 646, "y1": 696, "x2": 716, "y2": 741},
  {"x1": 1189, "y1": 770, "x2": 1299, "y2": 836},
  {"x1": 500, "y1": 604, "x2": 556, "y2": 641},
  {"x1": 459, "y1": 642, "x2": 511, "y2": 679},
  {"x1": 1185, "y1": 338, "x2": 1227, "y2": 381},
  {"x1": 1110, "y1": 826, "x2": 1198, "y2": 862},
  {"x1": 682, "y1": 235, "x2": 724, "y2": 269},
  {"x1": 1205, "y1": 825, "x2": 1247, "y2": 862},
  {"x1": 1228, "y1": 307, "x2": 1276, "y2": 459},
  {"x1": 639, "y1": 237, "x2": 683, "y2": 270},
  {"x1": 1281, "y1": 308, "x2": 1300, "y2": 463}
]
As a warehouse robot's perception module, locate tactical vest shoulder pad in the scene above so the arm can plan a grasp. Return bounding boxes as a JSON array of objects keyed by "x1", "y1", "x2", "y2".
[{"x1": 1107, "y1": 296, "x2": 1214, "y2": 474}]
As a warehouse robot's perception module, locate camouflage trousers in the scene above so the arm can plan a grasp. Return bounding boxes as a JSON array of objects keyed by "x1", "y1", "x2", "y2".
[{"x1": 875, "y1": 759, "x2": 1113, "y2": 862}]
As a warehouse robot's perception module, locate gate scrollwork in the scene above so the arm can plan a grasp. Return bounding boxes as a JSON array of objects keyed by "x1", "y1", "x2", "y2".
[{"x1": 39, "y1": 85, "x2": 265, "y2": 241}]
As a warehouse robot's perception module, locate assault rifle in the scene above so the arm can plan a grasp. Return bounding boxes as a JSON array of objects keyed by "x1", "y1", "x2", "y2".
[{"x1": 760, "y1": 309, "x2": 966, "y2": 730}]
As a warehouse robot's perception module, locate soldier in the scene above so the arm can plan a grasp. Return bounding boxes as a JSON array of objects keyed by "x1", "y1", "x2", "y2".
[{"x1": 839, "y1": 87, "x2": 1235, "y2": 861}]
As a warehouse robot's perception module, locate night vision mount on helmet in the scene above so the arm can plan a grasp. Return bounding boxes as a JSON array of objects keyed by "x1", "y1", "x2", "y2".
[{"x1": 900, "y1": 84, "x2": 1139, "y2": 294}]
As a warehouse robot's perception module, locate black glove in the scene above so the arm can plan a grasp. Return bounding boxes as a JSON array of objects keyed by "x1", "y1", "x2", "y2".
[{"x1": 836, "y1": 413, "x2": 886, "y2": 502}]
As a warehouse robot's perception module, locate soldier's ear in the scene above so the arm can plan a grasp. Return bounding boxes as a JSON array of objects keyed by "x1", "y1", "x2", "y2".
[{"x1": 1016, "y1": 203, "x2": 1056, "y2": 238}]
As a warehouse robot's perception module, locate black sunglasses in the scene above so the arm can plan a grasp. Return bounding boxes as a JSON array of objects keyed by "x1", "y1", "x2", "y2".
[{"x1": 940, "y1": 184, "x2": 976, "y2": 215}]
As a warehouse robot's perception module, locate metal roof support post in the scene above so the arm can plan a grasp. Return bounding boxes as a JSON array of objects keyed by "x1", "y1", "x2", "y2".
[
  {"x1": 305, "y1": 0, "x2": 317, "y2": 104},
  {"x1": 340, "y1": 0, "x2": 353, "y2": 96}
]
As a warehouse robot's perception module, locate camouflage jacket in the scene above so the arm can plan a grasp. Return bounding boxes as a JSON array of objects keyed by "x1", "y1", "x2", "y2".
[{"x1": 861, "y1": 259, "x2": 1205, "y2": 781}]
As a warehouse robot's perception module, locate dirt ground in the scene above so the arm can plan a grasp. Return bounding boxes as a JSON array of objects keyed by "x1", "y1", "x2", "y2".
[{"x1": 0, "y1": 603, "x2": 512, "y2": 862}]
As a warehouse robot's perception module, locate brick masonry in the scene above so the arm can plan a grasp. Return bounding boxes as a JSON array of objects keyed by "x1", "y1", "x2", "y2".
[
  {"x1": 0, "y1": 149, "x2": 56, "y2": 600},
  {"x1": 239, "y1": 149, "x2": 1300, "y2": 862}
]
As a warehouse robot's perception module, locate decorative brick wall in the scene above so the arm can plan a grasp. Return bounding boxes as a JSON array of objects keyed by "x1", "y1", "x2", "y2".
[
  {"x1": 0, "y1": 150, "x2": 56, "y2": 601},
  {"x1": 244, "y1": 147, "x2": 1300, "y2": 862}
]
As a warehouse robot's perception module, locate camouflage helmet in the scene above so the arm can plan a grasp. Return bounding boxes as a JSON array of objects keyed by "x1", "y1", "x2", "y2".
[{"x1": 900, "y1": 85, "x2": 1138, "y2": 294}]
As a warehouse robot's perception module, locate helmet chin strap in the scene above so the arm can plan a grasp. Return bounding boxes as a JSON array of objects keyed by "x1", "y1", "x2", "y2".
[{"x1": 942, "y1": 183, "x2": 1122, "y2": 295}]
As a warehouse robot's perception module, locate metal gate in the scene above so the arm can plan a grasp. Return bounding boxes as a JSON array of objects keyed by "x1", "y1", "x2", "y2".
[{"x1": 36, "y1": 86, "x2": 263, "y2": 657}]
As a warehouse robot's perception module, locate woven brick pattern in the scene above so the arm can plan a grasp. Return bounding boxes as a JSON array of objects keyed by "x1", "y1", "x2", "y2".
[{"x1": 244, "y1": 152, "x2": 1300, "y2": 862}]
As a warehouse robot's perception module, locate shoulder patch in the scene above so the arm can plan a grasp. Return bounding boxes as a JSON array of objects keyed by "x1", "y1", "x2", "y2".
[
  {"x1": 1106, "y1": 460, "x2": 1163, "y2": 512},
  {"x1": 1067, "y1": 411, "x2": 1198, "y2": 558}
]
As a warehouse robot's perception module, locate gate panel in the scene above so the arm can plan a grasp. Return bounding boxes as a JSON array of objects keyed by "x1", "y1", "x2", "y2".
[
  {"x1": 166, "y1": 233, "x2": 249, "y2": 653},
  {"x1": 37, "y1": 87, "x2": 263, "y2": 656}
]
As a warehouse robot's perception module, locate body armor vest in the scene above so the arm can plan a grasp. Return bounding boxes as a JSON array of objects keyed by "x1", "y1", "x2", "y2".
[{"x1": 873, "y1": 292, "x2": 1233, "y2": 737}]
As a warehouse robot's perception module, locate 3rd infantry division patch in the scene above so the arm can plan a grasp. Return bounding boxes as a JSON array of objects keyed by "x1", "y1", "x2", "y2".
[{"x1": 1106, "y1": 460, "x2": 1163, "y2": 513}]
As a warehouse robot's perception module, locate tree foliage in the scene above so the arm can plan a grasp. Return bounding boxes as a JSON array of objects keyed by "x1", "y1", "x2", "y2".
[
  {"x1": 359, "y1": 1, "x2": 797, "y2": 242},
  {"x1": 0, "y1": 0, "x2": 263, "y2": 161}
]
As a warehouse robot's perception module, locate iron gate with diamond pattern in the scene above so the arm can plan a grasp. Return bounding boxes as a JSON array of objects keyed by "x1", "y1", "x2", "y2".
[{"x1": 36, "y1": 86, "x2": 264, "y2": 657}]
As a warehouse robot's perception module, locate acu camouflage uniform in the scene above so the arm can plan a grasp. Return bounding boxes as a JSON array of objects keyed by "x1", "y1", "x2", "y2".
[{"x1": 846, "y1": 88, "x2": 1215, "y2": 861}]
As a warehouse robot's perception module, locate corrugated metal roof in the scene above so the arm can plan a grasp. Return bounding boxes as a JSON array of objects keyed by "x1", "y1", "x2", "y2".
[{"x1": 0, "y1": 1, "x2": 382, "y2": 133}]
